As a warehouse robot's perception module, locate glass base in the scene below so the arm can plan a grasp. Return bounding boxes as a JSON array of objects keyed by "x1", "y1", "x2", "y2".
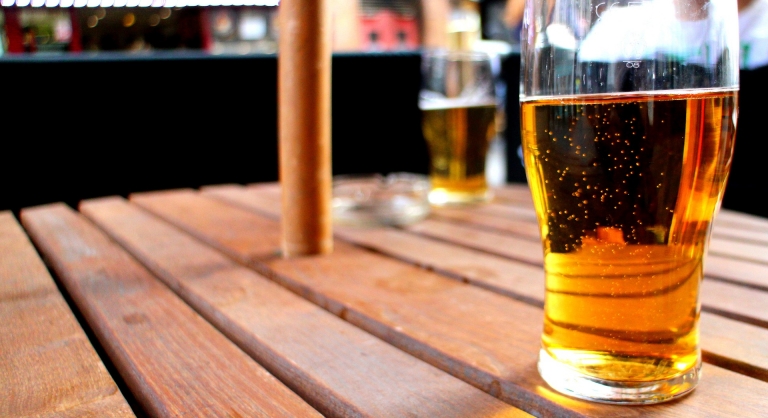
[
  {"x1": 537, "y1": 348, "x2": 700, "y2": 405},
  {"x1": 428, "y1": 188, "x2": 492, "y2": 206}
]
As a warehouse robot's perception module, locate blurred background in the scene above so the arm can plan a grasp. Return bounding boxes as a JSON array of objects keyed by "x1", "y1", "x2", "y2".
[
  {"x1": 0, "y1": 0, "x2": 764, "y2": 219},
  {"x1": 0, "y1": 0, "x2": 519, "y2": 55}
]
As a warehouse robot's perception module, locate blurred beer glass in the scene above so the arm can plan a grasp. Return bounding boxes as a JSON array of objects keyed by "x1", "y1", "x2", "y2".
[
  {"x1": 420, "y1": 50, "x2": 497, "y2": 205},
  {"x1": 520, "y1": 0, "x2": 739, "y2": 404}
]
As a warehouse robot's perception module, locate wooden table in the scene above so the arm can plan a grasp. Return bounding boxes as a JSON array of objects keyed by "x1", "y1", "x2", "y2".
[{"x1": 4, "y1": 182, "x2": 768, "y2": 417}]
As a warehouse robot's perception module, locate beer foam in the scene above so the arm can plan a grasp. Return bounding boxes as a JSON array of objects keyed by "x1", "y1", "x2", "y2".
[{"x1": 418, "y1": 97, "x2": 497, "y2": 110}]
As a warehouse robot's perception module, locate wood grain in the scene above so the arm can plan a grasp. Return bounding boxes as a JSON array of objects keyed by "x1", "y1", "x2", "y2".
[
  {"x1": 710, "y1": 223, "x2": 768, "y2": 246},
  {"x1": 201, "y1": 185, "x2": 768, "y2": 382},
  {"x1": 487, "y1": 184, "x2": 535, "y2": 206},
  {"x1": 0, "y1": 211, "x2": 133, "y2": 418},
  {"x1": 80, "y1": 196, "x2": 529, "y2": 418},
  {"x1": 707, "y1": 237, "x2": 768, "y2": 265},
  {"x1": 132, "y1": 189, "x2": 768, "y2": 418},
  {"x1": 714, "y1": 210, "x2": 768, "y2": 232},
  {"x1": 432, "y1": 205, "x2": 542, "y2": 239},
  {"x1": 278, "y1": 0, "x2": 333, "y2": 256},
  {"x1": 19, "y1": 204, "x2": 321, "y2": 418}
]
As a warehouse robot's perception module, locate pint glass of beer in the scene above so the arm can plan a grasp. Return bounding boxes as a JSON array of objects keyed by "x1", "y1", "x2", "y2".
[
  {"x1": 419, "y1": 50, "x2": 497, "y2": 205},
  {"x1": 520, "y1": 0, "x2": 739, "y2": 404}
]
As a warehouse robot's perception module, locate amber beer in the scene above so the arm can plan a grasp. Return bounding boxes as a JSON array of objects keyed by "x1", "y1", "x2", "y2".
[
  {"x1": 420, "y1": 99, "x2": 496, "y2": 205},
  {"x1": 521, "y1": 89, "x2": 737, "y2": 393}
]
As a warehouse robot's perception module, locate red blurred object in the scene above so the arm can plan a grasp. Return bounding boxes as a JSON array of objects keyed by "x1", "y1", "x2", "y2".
[
  {"x1": 4, "y1": 8, "x2": 24, "y2": 53},
  {"x1": 68, "y1": 9, "x2": 82, "y2": 52},
  {"x1": 360, "y1": 10, "x2": 419, "y2": 51},
  {"x1": 199, "y1": 8, "x2": 214, "y2": 51}
]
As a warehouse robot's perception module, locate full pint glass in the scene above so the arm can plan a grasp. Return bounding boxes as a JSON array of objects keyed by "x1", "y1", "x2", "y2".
[
  {"x1": 519, "y1": 0, "x2": 739, "y2": 404},
  {"x1": 420, "y1": 50, "x2": 497, "y2": 205}
]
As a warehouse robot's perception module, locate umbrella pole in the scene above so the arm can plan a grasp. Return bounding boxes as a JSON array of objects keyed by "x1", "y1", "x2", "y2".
[{"x1": 278, "y1": 0, "x2": 333, "y2": 257}]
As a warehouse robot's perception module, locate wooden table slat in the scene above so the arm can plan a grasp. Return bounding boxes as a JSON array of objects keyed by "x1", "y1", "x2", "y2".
[
  {"x1": 133, "y1": 188, "x2": 768, "y2": 418},
  {"x1": 433, "y1": 206, "x2": 543, "y2": 240},
  {"x1": 485, "y1": 185, "x2": 536, "y2": 206},
  {"x1": 79, "y1": 196, "x2": 529, "y2": 418},
  {"x1": 711, "y1": 210, "x2": 768, "y2": 233},
  {"x1": 0, "y1": 211, "x2": 134, "y2": 418},
  {"x1": 19, "y1": 204, "x2": 322, "y2": 418}
]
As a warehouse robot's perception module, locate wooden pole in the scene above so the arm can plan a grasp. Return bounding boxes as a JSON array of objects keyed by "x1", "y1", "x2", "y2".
[
  {"x1": 420, "y1": 0, "x2": 450, "y2": 49},
  {"x1": 278, "y1": 0, "x2": 333, "y2": 257}
]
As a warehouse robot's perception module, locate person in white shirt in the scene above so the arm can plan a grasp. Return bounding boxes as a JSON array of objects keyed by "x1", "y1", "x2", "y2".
[
  {"x1": 506, "y1": 0, "x2": 767, "y2": 71},
  {"x1": 739, "y1": 0, "x2": 768, "y2": 69}
]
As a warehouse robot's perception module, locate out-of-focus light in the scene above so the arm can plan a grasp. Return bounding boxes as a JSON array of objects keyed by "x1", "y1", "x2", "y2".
[
  {"x1": 101, "y1": 0, "x2": 114, "y2": 7},
  {"x1": 46, "y1": 0, "x2": 60, "y2": 7},
  {"x1": 242, "y1": 0, "x2": 253, "y2": 5},
  {"x1": 113, "y1": 0, "x2": 126, "y2": 6},
  {"x1": 151, "y1": 0, "x2": 162, "y2": 7},
  {"x1": 149, "y1": 14, "x2": 160, "y2": 26},
  {"x1": 123, "y1": 12, "x2": 135, "y2": 27},
  {"x1": 159, "y1": 7, "x2": 171, "y2": 18},
  {"x1": 86, "y1": 15, "x2": 98, "y2": 27},
  {"x1": 232, "y1": 0, "x2": 243, "y2": 6},
  {"x1": 73, "y1": 0, "x2": 87, "y2": 7},
  {"x1": 185, "y1": 0, "x2": 198, "y2": 6},
  {"x1": 60, "y1": 0, "x2": 75, "y2": 7},
  {"x1": 126, "y1": 0, "x2": 139, "y2": 6},
  {"x1": 86, "y1": 0, "x2": 100, "y2": 7},
  {"x1": 95, "y1": 7, "x2": 106, "y2": 18},
  {"x1": 16, "y1": 0, "x2": 31, "y2": 6},
  {"x1": 31, "y1": 0, "x2": 45, "y2": 7},
  {"x1": 138, "y1": 0, "x2": 151, "y2": 6},
  {"x1": 164, "y1": 0, "x2": 175, "y2": 6},
  {"x1": 222, "y1": 0, "x2": 232, "y2": 6},
  {"x1": 209, "y1": 0, "x2": 221, "y2": 6},
  {"x1": 1, "y1": 0, "x2": 16, "y2": 6},
  {"x1": 198, "y1": 0, "x2": 209, "y2": 6}
]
